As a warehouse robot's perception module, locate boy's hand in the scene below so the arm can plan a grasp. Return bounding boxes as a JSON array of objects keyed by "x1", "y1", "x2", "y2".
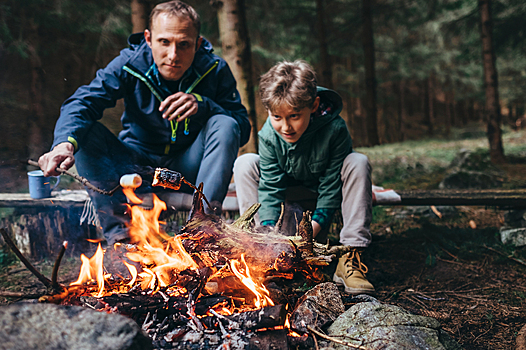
[{"x1": 160, "y1": 92, "x2": 198, "y2": 122}]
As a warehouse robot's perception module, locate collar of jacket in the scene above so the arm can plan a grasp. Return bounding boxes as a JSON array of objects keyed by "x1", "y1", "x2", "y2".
[{"x1": 125, "y1": 33, "x2": 217, "y2": 85}]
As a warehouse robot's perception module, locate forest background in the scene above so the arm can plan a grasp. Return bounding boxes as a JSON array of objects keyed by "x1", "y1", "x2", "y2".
[{"x1": 0, "y1": 0, "x2": 525, "y2": 192}]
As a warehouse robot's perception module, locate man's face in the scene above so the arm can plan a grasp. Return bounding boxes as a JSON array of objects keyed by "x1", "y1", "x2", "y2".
[
  {"x1": 269, "y1": 97, "x2": 320, "y2": 143},
  {"x1": 144, "y1": 13, "x2": 202, "y2": 81}
]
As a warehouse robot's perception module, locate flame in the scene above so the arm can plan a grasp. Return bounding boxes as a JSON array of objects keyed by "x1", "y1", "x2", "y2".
[
  {"x1": 230, "y1": 254, "x2": 274, "y2": 308},
  {"x1": 70, "y1": 243, "x2": 106, "y2": 297},
  {"x1": 123, "y1": 188, "x2": 142, "y2": 204},
  {"x1": 71, "y1": 187, "x2": 278, "y2": 315}
]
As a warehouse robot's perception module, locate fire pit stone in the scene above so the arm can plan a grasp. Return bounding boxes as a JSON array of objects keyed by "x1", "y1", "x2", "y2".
[
  {"x1": 0, "y1": 302, "x2": 152, "y2": 350},
  {"x1": 326, "y1": 298, "x2": 462, "y2": 350}
]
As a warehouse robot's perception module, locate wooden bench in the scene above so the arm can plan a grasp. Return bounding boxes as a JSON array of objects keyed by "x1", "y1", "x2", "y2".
[{"x1": 1, "y1": 188, "x2": 525, "y2": 259}]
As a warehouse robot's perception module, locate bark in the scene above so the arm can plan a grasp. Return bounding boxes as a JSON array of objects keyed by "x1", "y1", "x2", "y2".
[
  {"x1": 26, "y1": 17, "x2": 46, "y2": 161},
  {"x1": 131, "y1": 0, "x2": 149, "y2": 33},
  {"x1": 445, "y1": 90, "x2": 452, "y2": 136},
  {"x1": 397, "y1": 80, "x2": 406, "y2": 141},
  {"x1": 214, "y1": 0, "x2": 258, "y2": 154},
  {"x1": 478, "y1": 0, "x2": 505, "y2": 163},
  {"x1": 315, "y1": 0, "x2": 332, "y2": 88},
  {"x1": 362, "y1": 0, "x2": 380, "y2": 146},
  {"x1": 424, "y1": 75, "x2": 435, "y2": 136}
]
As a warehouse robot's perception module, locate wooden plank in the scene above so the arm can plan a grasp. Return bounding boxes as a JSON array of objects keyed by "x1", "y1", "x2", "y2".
[
  {"x1": 0, "y1": 190, "x2": 89, "y2": 208},
  {"x1": 395, "y1": 189, "x2": 526, "y2": 207}
]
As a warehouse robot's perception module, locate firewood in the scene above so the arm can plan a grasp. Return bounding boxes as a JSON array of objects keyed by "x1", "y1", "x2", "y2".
[
  {"x1": 298, "y1": 211, "x2": 313, "y2": 256},
  {"x1": 51, "y1": 241, "x2": 68, "y2": 290},
  {"x1": 222, "y1": 304, "x2": 287, "y2": 330},
  {"x1": 232, "y1": 203, "x2": 261, "y2": 230}
]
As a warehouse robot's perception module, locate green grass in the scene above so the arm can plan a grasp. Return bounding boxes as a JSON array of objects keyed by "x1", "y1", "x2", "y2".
[{"x1": 357, "y1": 123, "x2": 526, "y2": 190}]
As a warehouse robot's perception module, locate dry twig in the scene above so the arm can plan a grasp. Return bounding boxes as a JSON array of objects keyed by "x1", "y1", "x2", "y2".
[
  {"x1": 51, "y1": 241, "x2": 68, "y2": 290},
  {"x1": 306, "y1": 325, "x2": 372, "y2": 350},
  {"x1": 0, "y1": 227, "x2": 52, "y2": 288}
]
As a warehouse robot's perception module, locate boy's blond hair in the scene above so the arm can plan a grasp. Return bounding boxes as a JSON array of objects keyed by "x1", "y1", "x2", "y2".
[{"x1": 259, "y1": 60, "x2": 317, "y2": 112}]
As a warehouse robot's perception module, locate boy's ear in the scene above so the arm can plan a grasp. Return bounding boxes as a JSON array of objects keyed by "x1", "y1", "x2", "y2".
[{"x1": 311, "y1": 96, "x2": 321, "y2": 113}]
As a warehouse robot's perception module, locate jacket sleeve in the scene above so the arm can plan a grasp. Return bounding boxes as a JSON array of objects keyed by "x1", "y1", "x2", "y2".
[
  {"x1": 315, "y1": 123, "x2": 353, "y2": 210},
  {"x1": 191, "y1": 60, "x2": 251, "y2": 146},
  {"x1": 51, "y1": 53, "x2": 130, "y2": 151},
  {"x1": 258, "y1": 136, "x2": 287, "y2": 222}
]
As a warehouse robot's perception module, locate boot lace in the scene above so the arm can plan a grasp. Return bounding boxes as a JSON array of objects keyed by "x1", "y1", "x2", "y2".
[{"x1": 344, "y1": 249, "x2": 369, "y2": 278}]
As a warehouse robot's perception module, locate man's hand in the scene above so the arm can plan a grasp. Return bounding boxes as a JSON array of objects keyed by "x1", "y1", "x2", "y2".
[
  {"x1": 38, "y1": 142, "x2": 75, "y2": 176},
  {"x1": 160, "y1": 92, "x2": 198, "y2": 122}
]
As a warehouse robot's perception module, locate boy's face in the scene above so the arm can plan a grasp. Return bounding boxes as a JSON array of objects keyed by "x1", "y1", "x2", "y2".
[{"x1": 269, "y1": 97, "x2": 320, "y2": 143}]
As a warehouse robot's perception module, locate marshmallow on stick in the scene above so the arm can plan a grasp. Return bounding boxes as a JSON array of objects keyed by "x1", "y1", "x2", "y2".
[{"x1": 120, "y1": 174, "x2": 142, "y2": 188}]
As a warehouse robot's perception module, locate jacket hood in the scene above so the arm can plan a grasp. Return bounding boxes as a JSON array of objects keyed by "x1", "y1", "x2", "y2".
[{"x1": 260, "y1": 86, "x2": 344, "y2": 147}]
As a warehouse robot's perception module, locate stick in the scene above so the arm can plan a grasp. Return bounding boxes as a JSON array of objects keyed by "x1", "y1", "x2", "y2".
[
  {"x1": 483, "y1": 245, "x2": 526, "y2": 267},
  {"x1": 0, "y1": 228, "x2": 52, "y2": 288},
  {"x1": 27, "y1": 159, "x2": 120, "y2": 196},
  {"x1": 51, "y1": 241, "x2": 68, "y2": 290},
  {"x1": 0, "y1": 291, "x2": 43, "y2": 299},
  {"x1": 306, "y1": 325, "x2": 371, "y2": 350}
]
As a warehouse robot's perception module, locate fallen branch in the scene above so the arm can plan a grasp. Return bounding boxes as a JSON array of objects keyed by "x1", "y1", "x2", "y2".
[
  {"x1": 306, "y1": 325, "x2": 371, "y2": 350},
  {"x1": 0, "y1": 291, "x2": 43, "y2": 299},
  {"x1": 483, "y1": 245, "x2": 526, "y2": 267},
  {"x1": 27, "y1": 159, "x2": 120, "y2": 196},
  {"x1": 51, "y1": 241, "x2": 68, "y2": 290},
  {"x1": 0, "y1": 227, "x2": 52, "y2": 288}
]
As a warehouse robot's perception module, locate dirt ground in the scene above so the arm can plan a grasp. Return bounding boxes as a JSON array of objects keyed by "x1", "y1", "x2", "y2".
[
  {"x1": 363, "y1": 205, "x2": 526, "y2": 350},
  {"x1": 1, "y1": 204, "x2": 525, "y2": 349}
]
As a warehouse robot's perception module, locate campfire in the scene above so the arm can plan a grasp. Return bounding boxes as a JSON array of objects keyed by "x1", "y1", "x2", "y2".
[
  {"x1": 43, "y1": 179, "x2": 343, "y2": 349},
  {"x1": 0, "y1": 170, "x2": 353, "y2": 349}
]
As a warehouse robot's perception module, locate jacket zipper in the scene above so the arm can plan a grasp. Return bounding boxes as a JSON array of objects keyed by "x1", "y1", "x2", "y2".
[{"x1": 124, "y1": 60, "x2": 219, "y2": 154}]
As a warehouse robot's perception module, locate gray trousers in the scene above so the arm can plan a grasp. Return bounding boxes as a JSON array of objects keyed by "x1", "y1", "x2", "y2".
[{"x1": 233, "y1": 152, "x2": 372, "y2": 247}]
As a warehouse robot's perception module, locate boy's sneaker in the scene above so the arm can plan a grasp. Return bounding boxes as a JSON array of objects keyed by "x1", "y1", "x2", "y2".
[{"x1": 333, "y1": 249, "x2": 375, "y2": 295}]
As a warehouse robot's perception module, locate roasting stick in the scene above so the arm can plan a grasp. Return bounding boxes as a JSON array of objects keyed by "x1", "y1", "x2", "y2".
[{"x1": 27, "y1": 159, "x2": 121, "y2": 195}]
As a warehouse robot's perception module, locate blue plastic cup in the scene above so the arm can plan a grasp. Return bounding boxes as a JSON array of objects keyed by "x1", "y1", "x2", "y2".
[{"x1": 27, "y1": 170, "x2": 61, "y2": 199}]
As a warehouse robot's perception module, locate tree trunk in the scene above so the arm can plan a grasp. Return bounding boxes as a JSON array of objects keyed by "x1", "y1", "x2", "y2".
[
  {"x1": 26, "y1": 17, "x2": 46, "y2": 160},
  {"x1": 397, "y1": 79, "x2": 406, "y2": 141},
  {"x1": 362, "y1": 0, "x2": 379, "y2": 146},
  {"x1": 424, "y1": 75, "x2": 434, "y2": 136},
  {"x1": 315, "y1": 0, "x2": 332, "y2": 88},
  {"x1": 478, "y1": 0, "x2": 505, "y2": 163},
  {"x1": 214, "y1": 0, "x2": 258, "y2": 154},
  {"x1": 131, "y1": 0, "x2": 149, "y2": 33}
]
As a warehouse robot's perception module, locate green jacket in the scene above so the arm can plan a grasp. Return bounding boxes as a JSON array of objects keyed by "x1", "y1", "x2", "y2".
[{"x1": 258, "y1": 87, "x2": 353, "y2": 222}]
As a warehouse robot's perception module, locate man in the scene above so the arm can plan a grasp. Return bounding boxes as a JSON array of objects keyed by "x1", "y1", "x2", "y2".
[{"x1": 39, "y1": 1, "x2": 250, "y2": 245}]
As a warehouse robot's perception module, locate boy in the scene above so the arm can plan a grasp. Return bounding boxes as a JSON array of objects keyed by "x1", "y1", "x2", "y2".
[{"x1": 233, "y1": 60, "x2": 374, "y2": 294}]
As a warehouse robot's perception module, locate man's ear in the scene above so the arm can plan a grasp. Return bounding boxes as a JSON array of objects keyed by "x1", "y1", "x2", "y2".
[
  {"x1": 311, "y1": 96, "x2": 321, "y2": 113},
  {"x1": 196, "y1": 36, "x2": 203, "y2": 50},
  {"x1": 144, "y1": 29, "x2": 152, "y2": 47}
]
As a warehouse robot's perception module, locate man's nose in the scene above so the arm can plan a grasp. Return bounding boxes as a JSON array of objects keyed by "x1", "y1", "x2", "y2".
[{"x1": 167, "y1": 45, "x2": 178, "y2": 62}]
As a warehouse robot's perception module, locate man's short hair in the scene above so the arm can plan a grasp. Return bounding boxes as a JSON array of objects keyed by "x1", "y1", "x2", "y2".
[
  {"x1": 149, "y1": 1, "x2": 201, "y2": 37},
  {"x1": 259, "y1": 60, "x2": 317, "y2": 113}
]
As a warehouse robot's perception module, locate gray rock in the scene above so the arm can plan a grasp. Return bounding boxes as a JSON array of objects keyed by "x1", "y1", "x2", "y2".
[
  {"x1": 290, "y1": 282, "x2": 345, "y2": 334},
  {"x1": 326, "y1": 301, "x2": 462, "y2": 350},
  {"x1": 439, "y1": 149, "x2": 505, "y2": 189},
  {"x1": 0, "y1": 303, "x2": 152, "y2": 350},
  {"x1": 500, "y1": 227, "x2": 526, "y2": 247}
]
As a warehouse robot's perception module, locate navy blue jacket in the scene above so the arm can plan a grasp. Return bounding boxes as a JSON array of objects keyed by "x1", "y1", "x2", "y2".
[{"x1": 52, "y1": 34, "x2": 250, "y2": 155}]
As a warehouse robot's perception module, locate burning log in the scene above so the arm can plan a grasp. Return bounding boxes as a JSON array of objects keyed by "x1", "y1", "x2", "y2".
[
  {"x1": 297, "y1": 211, "x2": 313, "y2": 256},
  {"x1": 221, "y1": 304, "x2": 287, "y2": 330}
]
